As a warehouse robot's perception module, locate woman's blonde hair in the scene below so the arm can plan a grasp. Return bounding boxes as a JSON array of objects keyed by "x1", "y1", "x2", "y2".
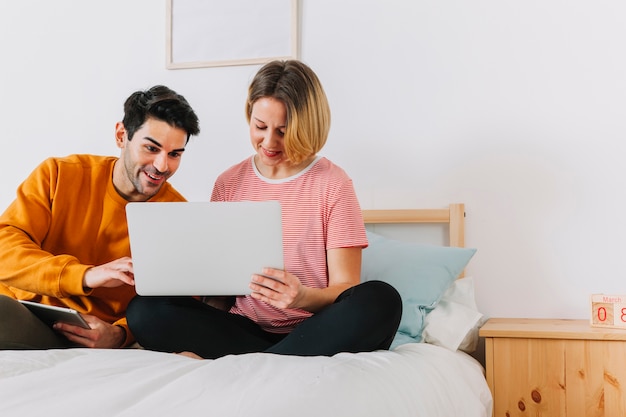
[{"x1": 245, "y1": 60, "x2": 331, "y2": 165}]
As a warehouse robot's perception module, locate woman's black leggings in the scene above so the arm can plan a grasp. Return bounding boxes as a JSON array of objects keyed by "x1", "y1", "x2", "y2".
[{"x1": 127, "y1": 280, "x2": 402, "y2": 359}]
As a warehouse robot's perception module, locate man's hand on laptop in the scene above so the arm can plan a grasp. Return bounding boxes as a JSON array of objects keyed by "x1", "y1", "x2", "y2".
[
  {"x1": 53, "y1": 316, "x2": 126, "y2": 348},
  {"x1": 83, "y1": 257, "x2": 135, "y2": 290}
]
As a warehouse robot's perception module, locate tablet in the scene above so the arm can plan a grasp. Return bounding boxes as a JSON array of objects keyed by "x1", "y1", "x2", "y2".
[{"x1": 18, "y1": 300, "x2": 91, "y2": 329}]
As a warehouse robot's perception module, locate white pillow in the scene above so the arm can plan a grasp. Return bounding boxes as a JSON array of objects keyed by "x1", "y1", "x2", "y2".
[{"x1": 421, "y1": 277, "x2": 486, "y2": 352}]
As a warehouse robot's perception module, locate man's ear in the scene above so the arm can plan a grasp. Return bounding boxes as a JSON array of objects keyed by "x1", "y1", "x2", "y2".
[{"x1": 115, "y1": 122, "x2": 127, "y2": 148}]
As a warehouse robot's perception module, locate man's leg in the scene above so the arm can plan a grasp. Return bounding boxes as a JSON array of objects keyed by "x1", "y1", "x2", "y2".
[{"x1": 0, "y1": 295, "x2": 71, "y2": 349}]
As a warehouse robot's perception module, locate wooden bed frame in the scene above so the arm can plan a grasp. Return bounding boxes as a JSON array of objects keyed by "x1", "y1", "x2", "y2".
[
  {"x1": 362, "y1": 203, "x2": 466, "y2": 247},
  {"x1": 362, "y1": 203, "x2": 467, "y2": 276}
]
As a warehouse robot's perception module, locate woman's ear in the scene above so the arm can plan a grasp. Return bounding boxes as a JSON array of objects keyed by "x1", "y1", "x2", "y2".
[{"x1": 114, "y1": 122, "x2": 127, "y2": 148}]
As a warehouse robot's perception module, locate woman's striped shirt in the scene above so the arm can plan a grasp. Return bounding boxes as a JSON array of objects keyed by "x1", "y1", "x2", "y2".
[{"x1": 210, "y1": 155, "x2": 367, "y2": 333}]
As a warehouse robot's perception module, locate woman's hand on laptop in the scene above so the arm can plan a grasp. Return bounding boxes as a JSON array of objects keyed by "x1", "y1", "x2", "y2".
[
  {"x1": 83, "y1": 257, "x2": 135, "y2": 290},
  {"x1": 53, "y1": 315, "x2": 126, "y2": 348},
  {"x1": 250, "y1": 251, "x2": 359, "y2": 313},
  {"x1": 249, "y1": 268, "x2": 304, "y2": 310}
]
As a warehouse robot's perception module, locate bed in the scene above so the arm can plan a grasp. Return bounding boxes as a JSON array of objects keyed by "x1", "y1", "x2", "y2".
[{"x1": 0, "y1": 203, "x2": 492, "y2": 417}]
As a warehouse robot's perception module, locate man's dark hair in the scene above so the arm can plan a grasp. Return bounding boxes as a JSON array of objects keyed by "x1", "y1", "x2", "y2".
[{"x1": 122, "y1": 85, "x2": 200, "y2": 143}]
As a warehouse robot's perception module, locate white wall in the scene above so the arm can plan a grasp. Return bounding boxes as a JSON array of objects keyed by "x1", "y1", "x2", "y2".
[{"x1": 2, "y1": 0, "x2": 625, "y2": 321}]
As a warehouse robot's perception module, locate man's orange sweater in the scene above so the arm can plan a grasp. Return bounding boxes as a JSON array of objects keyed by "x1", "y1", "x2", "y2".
[{"x1": 0, "y1": 154, "x2": 185, "y2": 346}]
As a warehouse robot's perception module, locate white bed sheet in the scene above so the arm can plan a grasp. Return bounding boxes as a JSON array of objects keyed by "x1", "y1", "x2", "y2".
[{"x1": 0, "y1": 343, "x2": 492, "y2": 417}]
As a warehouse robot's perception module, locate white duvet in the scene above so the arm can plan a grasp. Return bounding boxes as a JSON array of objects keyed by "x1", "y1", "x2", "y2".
[{"x1": 0, "y1": 343, "x2": 492, "y2": 417}]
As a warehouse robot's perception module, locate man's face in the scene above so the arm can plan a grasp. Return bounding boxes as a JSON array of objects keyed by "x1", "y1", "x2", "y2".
[{"x1": 113, "y1": 117, "x2": 187, "y2": 201}]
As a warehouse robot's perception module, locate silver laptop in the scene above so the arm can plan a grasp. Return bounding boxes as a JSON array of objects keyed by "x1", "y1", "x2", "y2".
[{"x1": 126, "y1": 201, "x2": 283, "y2": 296}]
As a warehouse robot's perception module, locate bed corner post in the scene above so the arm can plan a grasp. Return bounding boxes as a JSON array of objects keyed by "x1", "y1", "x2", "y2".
[
  {"x1": 449, "y1": 203, "x2": 465, "y2": 248},
  {"x1": 449, "y1": 203, "x2": 467, "y2": 278}
]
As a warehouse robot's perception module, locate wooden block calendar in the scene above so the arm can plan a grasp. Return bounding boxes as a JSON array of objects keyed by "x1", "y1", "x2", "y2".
[{"x1": 591, "y1": 294, "x2": 626, "y2": 329}]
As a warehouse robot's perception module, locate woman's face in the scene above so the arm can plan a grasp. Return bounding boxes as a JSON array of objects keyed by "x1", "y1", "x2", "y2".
[{"x1": 249, "y1": 97, "x2": 289, "y2": 178}]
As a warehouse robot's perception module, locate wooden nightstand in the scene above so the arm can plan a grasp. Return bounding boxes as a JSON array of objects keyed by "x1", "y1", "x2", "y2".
[{"x1": 479, "y1": 318, "x2": 626, "y2": 417}]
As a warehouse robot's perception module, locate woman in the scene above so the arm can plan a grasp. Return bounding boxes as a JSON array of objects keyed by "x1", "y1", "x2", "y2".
[{"x1": 127, "y1": 60, "x2": 401, "y2": 358}]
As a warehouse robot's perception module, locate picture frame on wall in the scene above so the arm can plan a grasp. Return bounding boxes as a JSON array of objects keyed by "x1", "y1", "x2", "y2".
[{"x1": 166, "y1": 0, "x2": 299, "y2": 69}]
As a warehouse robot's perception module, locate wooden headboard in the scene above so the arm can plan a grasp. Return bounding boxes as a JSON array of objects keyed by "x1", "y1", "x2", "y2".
[
  {"x1": 362, "y1": 203, "x2": 465, "y2": 248},
  {"x1": 362, "y1": 203, "x2": 467, "y2": 275}
]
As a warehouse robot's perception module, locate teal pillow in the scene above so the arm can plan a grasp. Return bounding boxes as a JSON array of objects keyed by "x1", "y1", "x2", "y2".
[{"x1": 360, "y1": 231, "x2": 477, "y2": 348}]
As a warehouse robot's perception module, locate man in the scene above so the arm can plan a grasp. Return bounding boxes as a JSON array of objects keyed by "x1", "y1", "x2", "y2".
[{"x1": 0, "y1": 85, "x2": 200, "y2": 349}]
